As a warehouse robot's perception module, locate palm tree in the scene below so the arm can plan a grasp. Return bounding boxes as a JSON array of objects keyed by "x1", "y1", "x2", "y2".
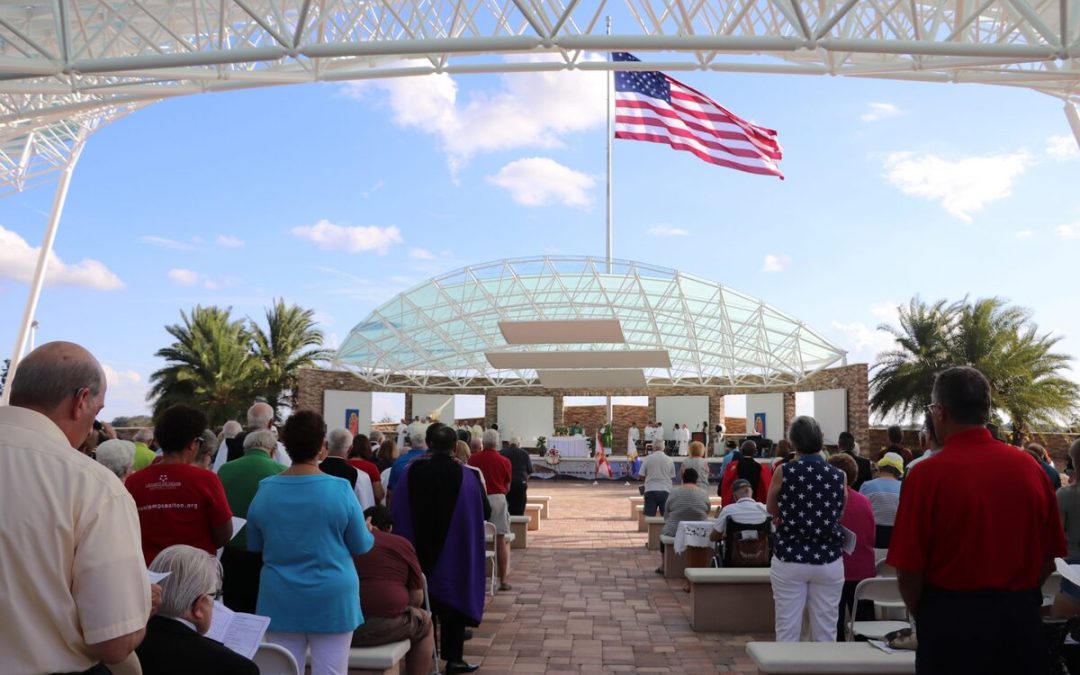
[
  {"x1": 871, "y1": 296, "x2": 1078, "y2": 441},
  {"x1": 149, "y1": 306, "x2": 258, "y2": 426},
  {"x1": 869, "y1": 297, "x2": 958, "y2": 422},
  {"x1": 249, "y1": 299, "x2": 334, "y2": 420}
]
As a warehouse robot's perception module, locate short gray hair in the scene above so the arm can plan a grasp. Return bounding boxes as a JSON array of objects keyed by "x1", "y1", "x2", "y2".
[
  {"x1": 788, "y1": 416, "x2": 824, "y2": 455},
  {"x1": 243, "y1": 429, "x2": 277, "y2": 452},
  {"x1": 409, "y1": 430, "x2": 427, "y2": 448},
  {"x1": 96, "y1": 439, "x2": 136, "y2": 478},
  {"x1": 510, "y1": 436, "x2": 521, "y2": 447},
  {"x1": 9, "y1": 341, "x2": 103, "y2": 411},
  {"x1": 327, "y1": 428, "x2": 353, "y2": 456},
  {"x1": 469, "y1": 438, "x2": 482, "y2": 453},
  {"x1": 222, "y1": 420, "x2": 243, "y2": 439},
  {"x1": 247, "y1": 402, "x2": 274, "y2": 430},
  {"x1": 482, "y1": 428, "x2": 500, "y2": 449},
  {"x1": 370, "y1": 431, "x2": 384, "y2": 444},
  {"x1": 133, "y1": 427, "x2": 154, "y2": 444},
  {"x1": 150, "y1": 545, "x2": 221, "y2": 620}
]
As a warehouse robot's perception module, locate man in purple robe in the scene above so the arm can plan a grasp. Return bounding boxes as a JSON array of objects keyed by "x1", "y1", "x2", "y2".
[{"x1": 390, "y1": 423, "x2": 487, "y2": 674}]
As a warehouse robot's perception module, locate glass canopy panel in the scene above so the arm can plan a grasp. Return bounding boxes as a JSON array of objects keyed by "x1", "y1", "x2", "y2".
[{"x1": 338, "y1": 257, "x2": 847, "y2": 387}]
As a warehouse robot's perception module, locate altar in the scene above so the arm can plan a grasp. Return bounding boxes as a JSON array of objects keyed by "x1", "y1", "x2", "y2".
[{"x1": 549, "y1": 435, "x2": 589, "y2": 457}]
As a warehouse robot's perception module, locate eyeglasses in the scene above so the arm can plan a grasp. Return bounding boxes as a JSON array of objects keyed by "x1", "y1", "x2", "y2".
[{"x1": 208, "y1": 588, "x2": 223, "y2": 601}]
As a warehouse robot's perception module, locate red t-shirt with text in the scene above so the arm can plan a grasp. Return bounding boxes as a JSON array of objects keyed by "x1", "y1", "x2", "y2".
[{"x1": 127, "y1": 462, "x2": 233, "y2": 565}]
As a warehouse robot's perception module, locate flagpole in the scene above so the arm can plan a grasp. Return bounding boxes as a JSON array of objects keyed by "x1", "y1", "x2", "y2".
[
  {"x1": 605, "y1": 17, "x2": 614, "y2": 432},
  {"x1": 605, "y1": 15, "x2": 613, "y2": 275}
]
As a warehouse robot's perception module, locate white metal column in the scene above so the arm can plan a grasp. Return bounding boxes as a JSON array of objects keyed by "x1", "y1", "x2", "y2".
[{"x1": 1, "y1": 135, "x2": 87, "y2": 405}]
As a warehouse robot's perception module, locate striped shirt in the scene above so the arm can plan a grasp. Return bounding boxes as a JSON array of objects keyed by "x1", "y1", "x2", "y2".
[{"x1": 859, "y1": 478, "x2": 902, "y2": 527}]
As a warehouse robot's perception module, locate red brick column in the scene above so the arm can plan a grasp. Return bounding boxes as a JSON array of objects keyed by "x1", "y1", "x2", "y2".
[
  {"x1": 783, "y1": 391, "x2": 796, "y2": 435},
  {"x1": 484, "y1": 392, "x2": 498, "y2": 428}
]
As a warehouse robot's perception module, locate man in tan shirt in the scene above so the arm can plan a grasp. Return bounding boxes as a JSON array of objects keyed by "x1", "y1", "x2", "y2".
[{"x1": 1, "y1": 342, "x2": 150, "y2": 674}]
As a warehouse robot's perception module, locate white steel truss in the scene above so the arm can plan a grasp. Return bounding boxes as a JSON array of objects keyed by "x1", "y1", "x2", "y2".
[
  {"x1": 334, "y1": 256, "x2": 847, "y2": 389},
  {"x1": 1, "y1": 0, "x2": 1080, "y2": 190}
]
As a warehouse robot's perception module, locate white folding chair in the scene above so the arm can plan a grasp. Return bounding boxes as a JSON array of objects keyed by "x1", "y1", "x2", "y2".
[
  {"x1": 253, "y1": 643, "x2": 299, "y2": 675},
  {"x1": 484, "y1": 521, "x2": 497, "y2": 596},
  {"x1": 875, "y1": 555, "x2": 897, "y2": 578},
  {"x1": 421, "y1": 572, "x2": 441, "y2": 675},
  {"x1": 848, "y1": 577, "x2": 911, "y2": 641}
]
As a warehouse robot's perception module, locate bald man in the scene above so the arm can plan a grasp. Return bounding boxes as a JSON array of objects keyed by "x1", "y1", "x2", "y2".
[
  {"x1": 212, "y1": 400, "x2": 291, "y2": 471},
  {"x1": 0, "y1": 342, "x2": 151, "y2": 673}
]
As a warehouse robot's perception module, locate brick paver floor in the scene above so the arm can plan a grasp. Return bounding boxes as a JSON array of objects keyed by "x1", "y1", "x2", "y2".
[{"x1": 464, "y1": 481, "x2": 767, "y2": 673}]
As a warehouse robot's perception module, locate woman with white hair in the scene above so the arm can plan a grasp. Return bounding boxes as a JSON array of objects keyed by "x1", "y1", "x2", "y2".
[
  {"x1": 96, "y1": 439, "x2": 137, "y2": 481},
  {"x1": 136, "y1": 544, "x2": 258, "y2": 674},
  {"x1": 766, "y1": 416, "x2": 846, "y2": 642}
]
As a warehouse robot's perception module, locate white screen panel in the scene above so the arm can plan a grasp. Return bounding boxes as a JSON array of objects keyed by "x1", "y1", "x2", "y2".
[
  {"x1": 812, "y1": 389, "x2": 848, "y2": 445},
  {"x1": 654, "y1": 395, "x2": 709, "y2": 441},
  {"x1": 323, "y1": 390, "x2": 373, "y2": 436},
  {"x1": 746, "y1": 393, "x2": 784, "y2": 440},
  {"x1": 412, "y1": 394, "x2": 455, "y2": 425},
  {"x1": 497, "y1": 396, "x2": 555, "y2": 449}
]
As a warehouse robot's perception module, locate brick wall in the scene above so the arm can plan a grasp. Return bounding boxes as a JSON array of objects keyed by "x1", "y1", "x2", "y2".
[{"x1": 866, "y1": 427, "x2": 1078, "y2": 469}]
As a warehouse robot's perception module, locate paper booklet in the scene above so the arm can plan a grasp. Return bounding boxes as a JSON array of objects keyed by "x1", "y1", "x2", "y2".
[
  {"x1": 1055, "y1": 558, "x2": 1080, "y2": 588},
  {"x1": 841, "y1": 526, "x2": 857, "y2": 556},
  {"x1": 205, "y1": 600, "x2": 270, "y2": 660}
]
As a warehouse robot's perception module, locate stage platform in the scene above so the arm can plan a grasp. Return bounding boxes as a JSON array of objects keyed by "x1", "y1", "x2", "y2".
[{"x1": 529, "y1": 454, "x2": 771, "y2": 481}]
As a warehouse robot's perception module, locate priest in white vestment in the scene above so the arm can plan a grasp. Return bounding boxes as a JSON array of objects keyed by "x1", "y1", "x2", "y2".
[{"x1": 677, "y1": 423, "x2": 691, "y2": 456}]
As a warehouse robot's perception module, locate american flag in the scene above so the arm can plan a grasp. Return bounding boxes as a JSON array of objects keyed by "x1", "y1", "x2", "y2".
[{"x1": 612, "y1": 52, "x2": 784, "y2": 179}]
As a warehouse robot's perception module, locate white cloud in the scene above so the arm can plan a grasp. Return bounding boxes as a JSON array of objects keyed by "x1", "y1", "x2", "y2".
[
  {"x1": 215, "y1": 234, "x2": 244, "y2": 248},
  {"x1": 486, "y1": 157, "x2": 595, "y2": 208},
  {"x1": 140, "y1": 235, "x2": 196, "y2": 251},
  {"x1": 1058, "y1": 224, "x2": 1080, "y2": 240},
  {"x1": 869, "y1": 300, "x2": 900, "y2": 321},
  {"x1": 860, "y1": 102, "x2": 903, "y2": 122},
  {"x1": 1046, "y1": 135, "x2": 1079, "y2": 160},
  {"x1": 1016, "y1": 229, "x2": 1034, "y2": 240},
  {"x1": 100, "y1": 364, "x2": 150, "y2": 420},
  {"x1": 883, "y1": 150, "x2": 1031, "y2": 221},
  {"x1": 408, "y1": 247, "x2": 435, "y2": 260},
  {"x1": 647, "y1": 225, "x2": 689, "y2": 237},
  {"x1": 761, "y1": 254, "x2": 791, "y2": 273},
  {"x1": 291, "y1": 220, "x2": 403, "y2": 254},
  {"x1": 830, "y1": 321, "x2": 896, "y2": 362},
  {"x1": 167, "y1": 268, "x2": 200, "y2": 286},
  {"x1": 0, "y1": 225, "x2": 123, "y2": 290},
  {"x1": 343, "y1": 56, "x2": 606, "y2": 170},
  {"x1": 361, "y1": 180, "x2": 385, "y2": 199}
]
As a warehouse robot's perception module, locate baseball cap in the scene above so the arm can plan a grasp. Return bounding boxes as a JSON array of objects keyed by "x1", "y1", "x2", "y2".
[
  {"x1": 878, "y1": 452, "x2": 905, "y2": 476},
  {"x1": 731, "y1": 478, "x2": 752, "y2": 494}
]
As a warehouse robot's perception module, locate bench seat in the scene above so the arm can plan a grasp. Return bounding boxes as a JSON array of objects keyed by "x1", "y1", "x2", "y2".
[
  {"x1": 685, "y1": 567, "x2": 774, "y2": 632},
  {"x1": 524, "y1": 503, "x2": 542, "y2": 531},
  {"x1": 660, "y1": 535, "x2": 685, "y2": 579},
  {"x1": 629, "y1": 495, "x2": 645, "y2": 520},
  {"x1": 509, "y1": 515, "x2": 529, "y2": 549},
  {"x1": 636, "y1": 504, "x2": 647, "y2": 532},
  {"x1": 526, "y1": 495, "x2": 550, "y2": 519},
  {"x1": 746, "y1": 641, "x2": 915, "y2": 674},
  {"x1": 645, "y1": 516, "x2": 666, "y2": 551}
]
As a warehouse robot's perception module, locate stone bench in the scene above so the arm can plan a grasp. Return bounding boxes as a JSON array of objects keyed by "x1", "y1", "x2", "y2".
[
  {"x1": 636, "y1": 505, "x2": 647, "y2": 532},
  {"x1": 525, "y1": 503, "x2": 542, "y2": 531},
  {"x1": 660, "y1": 535, "x2": 687, "y2": 579},
  {"x1": 629, "y1": 495, "x2": 644, "y2": 520},
  {"x1": 645, "y1": 516, "x2": 665, "y2": 550},
  {"x1": 509, "y1": 515, "x2": 529, "y2": 549},
  {"x1": 684, "y1": 567, "x2": 774, "y2": 632},
  {"x1": 745, "y1": 642, "x2": 915, "y2": 674},
  {"x1": 526, "y1": 494, "x2": 550, "y2": 519}
]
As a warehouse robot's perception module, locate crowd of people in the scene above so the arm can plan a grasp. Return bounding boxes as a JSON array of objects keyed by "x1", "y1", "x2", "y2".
[
  {"x1": 5, "y1": 339, "x2": 1079, "y2": 675},
  {"x1": 647, "y1": 365, "x2": 1074, "y2": 674},
  {"x1": 1, "y1": 341, "x2": 540, "y2": 675}
]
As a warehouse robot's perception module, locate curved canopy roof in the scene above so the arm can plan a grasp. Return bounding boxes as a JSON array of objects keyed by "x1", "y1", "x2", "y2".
[
  {"x1": 1, "y1": 0, "x2": 1079, "y2": 192},
  {"x1": 335, "y1": 256, "x2": 846, "y2": 389}
]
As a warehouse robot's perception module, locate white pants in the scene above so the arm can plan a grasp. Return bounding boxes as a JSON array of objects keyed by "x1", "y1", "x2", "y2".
[
  {"x1": 267, "y1": 630, "x2": 353, "y2": 675},
  {"x1": 769, "y1": 557, "x2": 844, "y2": 642}
]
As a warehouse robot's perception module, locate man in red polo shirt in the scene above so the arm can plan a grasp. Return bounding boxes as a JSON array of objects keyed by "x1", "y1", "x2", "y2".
[
  {"x1": 468, "y1": 428, "x2": 512, "y2": 591},
  {"x1": 888, "y1": 366, "x2": 1065, "y2": 674}
]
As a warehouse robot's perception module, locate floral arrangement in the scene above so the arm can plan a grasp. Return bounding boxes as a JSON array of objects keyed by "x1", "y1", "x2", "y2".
[
  {"x1": 554, "y1": 425, "x2": 569, "y2": 437},
  {"x1": 545, "y1": 448, "x2": 561, "y2": 465}
]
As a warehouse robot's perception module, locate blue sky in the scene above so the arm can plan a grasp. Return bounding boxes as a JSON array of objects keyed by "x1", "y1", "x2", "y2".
[{"x1": 1, "y1": 55, "x2": 1078, "y2": 421}]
